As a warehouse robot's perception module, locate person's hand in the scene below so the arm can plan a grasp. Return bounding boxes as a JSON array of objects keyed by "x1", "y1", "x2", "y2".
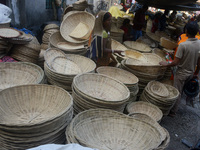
[{"x1": 159, "y1": 61, "x2": 168, "y2": 66}]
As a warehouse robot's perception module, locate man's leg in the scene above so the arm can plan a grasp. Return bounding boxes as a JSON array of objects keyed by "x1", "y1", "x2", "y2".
[{"x1": 170, "y1": 75, "x2": 186, "y2": 114}]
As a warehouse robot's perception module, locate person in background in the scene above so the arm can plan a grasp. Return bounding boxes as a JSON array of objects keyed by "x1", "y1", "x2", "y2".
[
  {"x1": 120, "y1": 18, "x2": 133, "y2": 41},
  {"x1": 132, "y1": 4, "x2": 148, "y2": 41},
  {"x1": 159, "y1": 22, "x2": 200, "y2": 117},
  {"x1": 169, "y1": 10, "x2": 177, "y2": 23},
  {"x1": 89, "y1": 11, "x2": 123, "y2": 67},
  {"x1": 159, "y1": 9, "x2": 169, "y2": 31},
  {"x1": 151, "y1": 12, "x2": 162, "y2": 33}
]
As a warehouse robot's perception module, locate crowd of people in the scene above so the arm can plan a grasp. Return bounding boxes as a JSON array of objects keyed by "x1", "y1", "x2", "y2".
[{"x1": 89, "y1": 6, "x2": 200, "y2": 117}]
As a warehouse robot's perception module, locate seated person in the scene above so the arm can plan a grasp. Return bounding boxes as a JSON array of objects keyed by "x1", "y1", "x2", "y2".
[{"x1": 120, "y1": 18, "x2": 133, "y2": 41}]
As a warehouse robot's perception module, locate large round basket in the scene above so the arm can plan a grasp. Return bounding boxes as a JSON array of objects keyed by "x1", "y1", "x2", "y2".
[
  {"x1": 72, "y1": 73, "x2": 130, "y2": 114},
  {"x1": 66, "y1": 109, "x2": 162, "y2": 150},
  {"x1": 60, "y1": 11, "x2": 95, "y2": 43},
  {"x1": 96, "y1": 66, "x2": 139, "y2": 99},
  {"x1": 0, "y1": 62, "x2": 44, "y2": 91},
  {"x1": 72, "y1": 114, "x2": 161, "y2": 150},
  {"x1": 0, "y1": 84, "x2": 73, "y2": 149},
  {"x1": 126, "y1": 101, "x2": 163, "y2": 122}
]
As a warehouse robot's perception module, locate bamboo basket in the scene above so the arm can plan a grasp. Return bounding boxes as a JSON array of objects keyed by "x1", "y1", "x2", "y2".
[
  {"x1": 72, "y1": 116, "x2": 161, "y2": 150},
  {"x1": 60, "y1": 11, "x2": 95, "y2": 43},
  {"x1": 160, "y1": 37, "x2": 178, "y2": 50},
  {"x1": 0, "y1": 84, "x2": 73, "y2": 149},
  {"x1": 127, "y1": 101, "x2": 163, "y2": 122},
  {"x1": 0, "y1": 62, "x2": 44, "y2": 91},
  {"x1": 124, "y1": 41, "x2": 152, "y2": 53},
  {"x1": 129, "y1": 113, "x2": 166, "y2": 141}
]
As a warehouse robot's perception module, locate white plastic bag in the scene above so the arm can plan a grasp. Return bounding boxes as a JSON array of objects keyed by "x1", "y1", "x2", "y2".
[{"x1": 28, "y1": 143, "x2": 99, "y2": 150}]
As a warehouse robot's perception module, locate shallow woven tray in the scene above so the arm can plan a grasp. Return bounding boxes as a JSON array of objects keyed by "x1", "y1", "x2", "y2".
[
  {"x1": 124, "y1": 41, "x2": 152, "y2": 53},
  {"x1": 0, "y1": 28, "x2": 21, "y2": 38},
  {"x1": 0, "y1": 62, "x2": 44, "y2": 91},
  {"x1": 126, "y1": 101, "x2": 163, "y2": 122},
  {"x1": 73, "y1": 73, "x2": 130, "y2": 102},
  {"x1": 96, "y1": 66, "x2": 138, "y2": 85},
  {"x1": 60, "y1": 11, "x2": 95, "y2": 43},
  {"x1": 51, "y1": 56, "x2": 82, "y2": 74}
]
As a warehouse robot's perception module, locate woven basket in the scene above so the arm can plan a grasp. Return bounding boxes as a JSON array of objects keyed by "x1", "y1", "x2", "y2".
[
  {"x1": 148, "y1": 81, "x2": 169, "y2": 98},
  {"x1": 96, "y1": 66, "x2": 139, "y2": 97},
  {"x1": 51, "y1": 56, "x2": 82, "y2": 74},
  {"x1": 111, "y1": 39, "x2": 127, "y2": 51},
  {"x1": 0, "y1": 84, "x2": 73, "y2": 149},
  {"x1": 127, "y1": 101, "x2": 163, "y2": 122},
  {"x1": 0, "y1": 62, "x2": 44, "y2": 91},
  {"x1": 0, "y1": 28, "x2": 21, "y2": 38},
  {"x1": 60, "y1": 11, "x2": 95, "y2": 43},
  {"x1": 44, "y1": 54, "x2": 96, "y2": 92},
  {"x1": 124, "y1": 41, "x2": 152, "y2": 53},
  {"x1": 66, "y1": 109, "x2": 128, "y2": 143},
  {"x1": 129, "y1": 113, "x2": 166, "y2": 141},
  {"x1": 72, "y1": 116, "x2": 162, "y2": 150},
  {"x1": 160, "y1": 37, "x2": 178, "y2": 50},
  {"x1": 155, "y1": 128, "x2": 170, "y2": 150},
  {"x1": 146, "y1": 32, "x2": 160, "y2": 42},
  {"x1": 140, "y1": 83, "x2": 179, "y2": 115},
  {"x1": 44, "y1": 48, "x2": 66, "y2": 67},
  {"x1": 73, "y1": 73, "x2": 130, "y2": 102},
  {"x1": 124, "y1": 50, "x2": 147, "y2": 61},
  {"x1": 96, "y1": 66, "x2": 138, "y2": 85},
  {"x1": 49, "y1": 31, "x2": 86, "y2": 52}
]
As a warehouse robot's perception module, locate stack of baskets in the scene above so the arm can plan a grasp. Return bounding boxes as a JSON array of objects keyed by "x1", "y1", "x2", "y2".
[
  {"x1": 124, "y1": 41, "x2": 152, "y2": 53},
  {"x1": 0, "y1": 84, "x2": 73, "y2": 149},
  {"x1": 120, "y1": 53, "x2": 167, "y2": 95},
  {"x1": 66, "y1": 109, "x2": 163, "y2": 150},
  {"x1": 129, "y1": 113, "x2": 170, "y2": 150},
  {"x1": 42, "y1": 24, "x2": 59, "y2": 48},
  {"x1": 60, "y1": 11, "x2": 95, "y2": 44},
  {"x1": 72, "y1": 0, "x2": 89, "y2": 11},
  {"x1": 110, "y1": 23, "x2": 124, "y2": 43},
  {"x1": 111, "y1": 39, "x2": 127, "y2": 62},
  {"x1": 0, "y1": 38, "x2": 9, "y2": 58},
  {"x1": 44, "y1": 48, "x2": 96, "y2": 92},
  {"x1": 0, "y1": 62, "x2": 44, "y2": 91},
  {"x1": 11, "y1": 37, "x2": 41, "y2": 64},
  {"x1": 140, "y1": 81, "x2": 179, "y2": 115},
  {"x1": 96, "y1": 66, "x2": 139, "y2": 102},
  {"x1": 49, "y1": 32, "x2": 87, "y2": 56},
  {"x1": 72, "y1": 73, "x2": 130, "y2": 114}
]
